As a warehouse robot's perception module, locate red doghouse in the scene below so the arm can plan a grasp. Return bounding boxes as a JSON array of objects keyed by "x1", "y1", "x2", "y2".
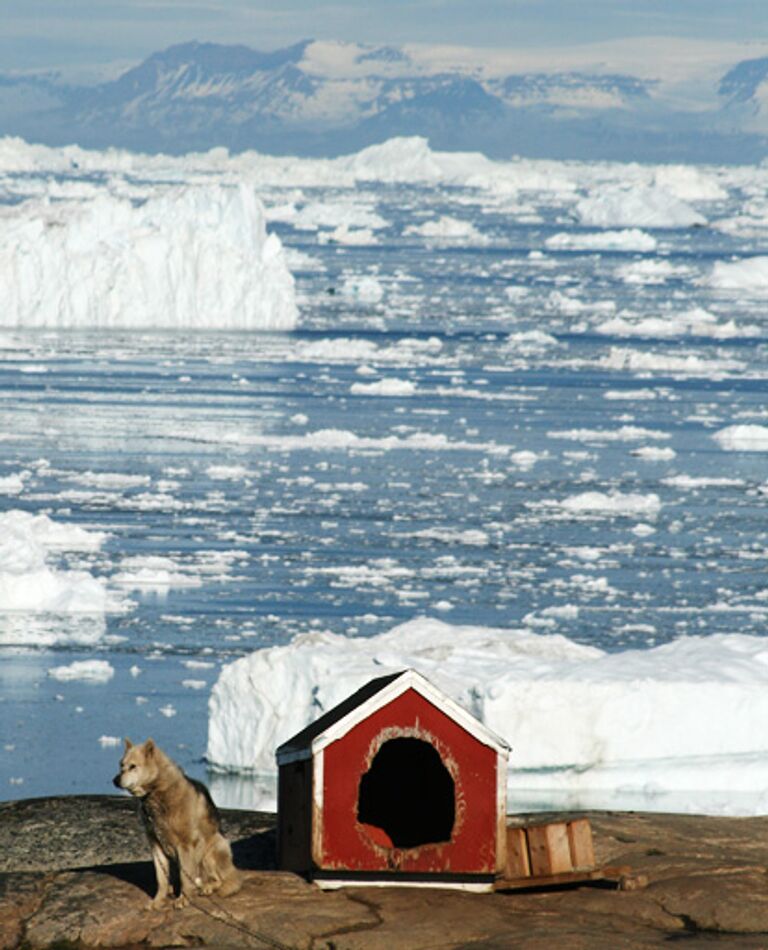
[{"x1": 276, "y1": 668, "x2": 510, "y2": 889}]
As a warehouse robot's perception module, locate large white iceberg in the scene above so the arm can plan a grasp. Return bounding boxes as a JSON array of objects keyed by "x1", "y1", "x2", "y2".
[
  {"x1": 207, "y1": 617, "x2": 768, "y2": 814},
  {"x1": 0, "y1": 183, "x2": 297, "y2": 329}
]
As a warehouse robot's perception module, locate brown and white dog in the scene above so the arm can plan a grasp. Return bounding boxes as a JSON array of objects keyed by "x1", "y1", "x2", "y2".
[{"x1": 113, "y1": 738, "x2": 241, "y2": 909}]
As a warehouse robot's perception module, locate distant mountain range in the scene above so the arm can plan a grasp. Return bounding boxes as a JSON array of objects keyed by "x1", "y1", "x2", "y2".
[{"x1": 2, "y1": 38, "x2": 768, "y2": 162}]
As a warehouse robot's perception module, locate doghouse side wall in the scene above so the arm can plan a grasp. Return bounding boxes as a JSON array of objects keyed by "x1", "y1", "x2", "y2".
[{"x1": 277, "y1": 758, "x2": 313, "y2": 872}]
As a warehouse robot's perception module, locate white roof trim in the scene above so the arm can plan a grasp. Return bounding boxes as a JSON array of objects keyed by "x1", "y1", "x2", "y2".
[{"x1": 311, "y1": 668, "x2": 510, "y2": 757}]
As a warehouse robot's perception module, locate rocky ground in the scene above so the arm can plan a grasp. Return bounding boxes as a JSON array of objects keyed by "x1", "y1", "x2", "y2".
[{"x1": 3, "y1": 796, "x2": 768, "y2": 948}]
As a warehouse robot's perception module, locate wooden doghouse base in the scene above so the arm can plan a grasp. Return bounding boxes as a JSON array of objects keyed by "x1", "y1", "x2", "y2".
[{"x1": 495, "y1": 818, "x2": 641, "y2": 892}]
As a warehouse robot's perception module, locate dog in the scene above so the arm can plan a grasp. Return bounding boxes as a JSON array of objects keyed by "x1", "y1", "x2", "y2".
[{"x1": 113, "y1": 738, "x2": 241, "y2": 909}]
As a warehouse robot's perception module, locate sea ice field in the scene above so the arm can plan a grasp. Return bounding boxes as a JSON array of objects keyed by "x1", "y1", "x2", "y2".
[{"x1": 2, "y1": 135, "x2": 768, "y2": 815}]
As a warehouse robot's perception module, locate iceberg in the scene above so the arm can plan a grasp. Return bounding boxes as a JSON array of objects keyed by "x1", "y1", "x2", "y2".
[
  {"x1": 575, "y1": 185, "x2": 706, "y2": 229},
  {"x1": 207, "y1": 618, "x2": 768, "y2": 814},
  {"x1": 0, "y1": 183, "x2": 297, "y2": 329},
  {"x1": 0, "y1": 510, "x2": 124, "y2": 645}
]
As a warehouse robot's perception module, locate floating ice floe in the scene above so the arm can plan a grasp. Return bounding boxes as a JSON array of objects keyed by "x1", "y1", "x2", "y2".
[
  {"x1": 0, "y1": 183, "x2": 297, "y2": 329},
  {"x1": 545, "y1": 229, "x2": 657, "y2": 252},
  {"x1": 268, "y1": 199, "x2": 387, "y2": 232},
  {"x1": 663, "y1": 475, "x2": 745, "y2": 489},
  {"x1": 48, "y1": 660, "x2": 115, "y2": 683},
  {"x1": 111, "y1": 555, "x2": 204, "y2": 591},
  {"x1": 708, "y1": 256, "x2": 768, "y2": 294},
  {"x1": 652, "y1": 164, "x2": 728, "y2": 202},
  {"x1": 534, "y1": 490, "x2": 663, "y2": 518},
  {"x1": 0, "y1": 510, "x2": 119, "y2": 623},
  {"x1": 616, "y1": 259, "x2": 693, "y2": 284},
  {"x1": 595, "y1": 307, "x2": 751, "y2": 340},
  {"x1": 599, "y1": 347, "x2": 745, "y2": 377},
  {"x1": 713, "y1": 425, "x2": 768, "y2": 451},
  {"x1": 631, "y1": 446, "x2": 676, "y2": 461},
  {"x1": 404, "y1": 215, "x2": 488, "y2": 244},
  {"x1": 67, "y1": 471, "x2": 151, "y2": 490},
  {"x1": 98, "y1": 735, "x2": 122, "y2": 747},
  {"x1": 350, "y1": 378, "x2": 416, "y2": 396},
  {"x1": 0, "y1": 473, "x2": 27, "y2": 495},
  {"x1": 340, "y1": 275, "x2": 385, "y2": 303},
  {"x1": 207, "y1": 617, "x2": 768, "y2": 815},
  {"x1": 218, "y1": 427, "x2": 509, "y2": 455},
  {"x1": 575, "y1": 185, "x2": 707, "y2": 229},
  {"x1": 316, "y1": 224, "x2": 379, "y2": 245},
  {"x1": 547, "y1": 425, "x2": 669, "y2": 443}
]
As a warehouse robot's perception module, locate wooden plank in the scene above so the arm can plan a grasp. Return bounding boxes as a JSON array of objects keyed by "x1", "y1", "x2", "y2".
[
  {"x1": 495, "y1": 864, "x2": 637, "y2": 892},
  {"x1": 495, "y1": 868, "x2": 605, "y2": 891},
  {"x1": 526, "y1": 822, "x2": 573, "y2": 876},
  {"x1": 567, "y1": 818, "x2": 595, "y2": 870},
  {"x1": 504, "y1": 827, "x2": 531, "y2": 879}
]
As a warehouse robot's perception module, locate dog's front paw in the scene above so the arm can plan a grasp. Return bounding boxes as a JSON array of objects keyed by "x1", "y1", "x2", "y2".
[
  {"x1": 147, "y1": 895, "x2": 171, "y2": 911},
  {"x1": 174, "y1": 894, "x2": 190, "y2": 910}
]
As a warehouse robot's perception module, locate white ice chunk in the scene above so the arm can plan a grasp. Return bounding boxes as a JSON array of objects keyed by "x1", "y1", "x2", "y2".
[
  {"x1": 652, "y1": 165, "x2": 728, "y2": 202},
  {"x1": 404, "y1": 215, "x2": 488, "y2": 243},
  {"x1": 340, "y1": 275, "x2": 384, "y2": 303},
  {"x1": 98, "y1": 735, "x2": 122, "y2": 747},
  {"x1": 545, "y1": 229, "x2": 657, "y2": 252},
  {"x1": 575, "y1": 185, "x2": 706, "y2": 229},
  {"x1": 713, "y1": 425, "x2": 768, "y2": 452},
  {"x1": 0, "y1": 472, "x2": 26, "y2": 495},
  {"x1": 0, "y1": 510, "x2": 116, "y2": 618},
  {"x1": 709, "y1": 256, "x2": 768, "y2": 294},
  {"x1": 539, "y1": 490, "x2": 662, "y2": 518},
  {"x1": 48, "y1": 660, "x2": 115, "y2": 682},
  {"x1": 350, "y1": 378, "x2": 416, "y2": 396}
]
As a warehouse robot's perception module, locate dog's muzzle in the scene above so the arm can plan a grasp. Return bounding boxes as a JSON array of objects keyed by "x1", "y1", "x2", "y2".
[{"x1": 112, "y1": 774, "x2": 123, "y2": 789}]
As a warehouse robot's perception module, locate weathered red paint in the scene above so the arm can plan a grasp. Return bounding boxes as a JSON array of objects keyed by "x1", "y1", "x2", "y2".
[{"x1": 318, "y1": 688, "x2": 498, "y2": 874}]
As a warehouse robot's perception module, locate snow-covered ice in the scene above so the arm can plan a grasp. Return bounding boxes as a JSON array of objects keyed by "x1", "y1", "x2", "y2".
[{"x1": 208, "y1": 618, "x2": 768, "y2": 814}]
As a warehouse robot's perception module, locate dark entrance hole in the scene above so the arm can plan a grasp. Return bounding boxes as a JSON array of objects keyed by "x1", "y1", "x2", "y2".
[{"x1": 356, "y1": 737, "x2": 455, "y2": 849}]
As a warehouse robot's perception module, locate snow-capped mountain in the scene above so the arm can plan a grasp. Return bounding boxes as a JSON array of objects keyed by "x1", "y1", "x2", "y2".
[
  {"x1": 2, "y1": 38, "x2": 768, "y2": 161},
  {"x1": 718, "y1": 57, "x2": 768, "y2": 134}
]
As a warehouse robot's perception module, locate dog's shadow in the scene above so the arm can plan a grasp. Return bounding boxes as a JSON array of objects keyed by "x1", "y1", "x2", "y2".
[{"x1": 86, "y1": 828, "x2": 277, "y2": 898}]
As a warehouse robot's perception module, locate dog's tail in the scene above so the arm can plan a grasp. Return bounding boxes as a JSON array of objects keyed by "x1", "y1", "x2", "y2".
[
  {"x1": 205, "y1": 835, "x2": 242, "y2": 897},
  {"x1": 218, "y1": 865, "x2": 242, "y2": 897}
]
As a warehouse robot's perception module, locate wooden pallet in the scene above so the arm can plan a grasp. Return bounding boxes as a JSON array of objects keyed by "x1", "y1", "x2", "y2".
[{"x1": 495, "y1": 818, "x2": 643, "y2": 892}]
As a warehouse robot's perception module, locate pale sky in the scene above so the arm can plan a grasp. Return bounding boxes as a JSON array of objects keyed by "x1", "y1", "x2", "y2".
[{"x1": 2, "y1": 0, "x2": 767, "y2": 73}]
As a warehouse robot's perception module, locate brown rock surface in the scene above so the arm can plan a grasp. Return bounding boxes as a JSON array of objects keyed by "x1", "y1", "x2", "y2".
[{"x1": 2, "y1": 797, "x2": 768, "y2": 948}]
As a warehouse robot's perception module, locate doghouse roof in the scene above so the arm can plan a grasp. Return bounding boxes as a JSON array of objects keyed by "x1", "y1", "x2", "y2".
[{"x1": 276, "y1": 668, "x2": 510, "y2": 765}]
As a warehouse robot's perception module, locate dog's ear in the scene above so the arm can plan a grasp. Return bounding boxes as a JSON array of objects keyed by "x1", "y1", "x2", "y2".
[
  {"x1": 144, "y1": 738, "x2": 156, "y2": 756},
  {"x1": 123, "y1": 738, "x2": 133, "y2": 750}
]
